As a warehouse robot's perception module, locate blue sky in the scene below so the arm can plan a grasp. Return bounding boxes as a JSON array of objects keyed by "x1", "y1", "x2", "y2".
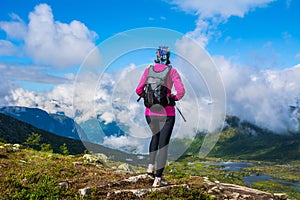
[
  {"x1": 1, "y1": 0, "x2": 300, "y2": 143},
  {"x1": 1, "y1": 1, "x2": 299, "y2": 75},
  {"x1": 0, "y1": 0, "x2": 300, "y2": 68}
]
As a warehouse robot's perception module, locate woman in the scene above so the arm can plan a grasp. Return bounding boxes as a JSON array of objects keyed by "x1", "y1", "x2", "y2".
[{"x1": 136, "y1": 46, "x2": 185, "y2": 187}]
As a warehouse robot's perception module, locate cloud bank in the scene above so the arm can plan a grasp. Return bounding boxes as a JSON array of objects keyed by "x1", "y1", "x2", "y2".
[
  {"x1": 215, "y1": 56, "x2": 300, "y2": 133},
  {"x1": 4, "y1": 60, "x2": 300, "y2": 133}
]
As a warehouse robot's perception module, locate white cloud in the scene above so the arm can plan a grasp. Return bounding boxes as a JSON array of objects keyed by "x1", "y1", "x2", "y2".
[
  {"x1": 99, "y1": 112, "x2": 115, "y2": 124},
  {"x1": 0, "y1": 40, "x2": 18, "y2": 56},
  {"x1": 169, "y1": 0, "x2": 274, "y2": 18},
  {"x1": 5, "y1": 85, "x2": 74, "y2": 117},
  {"x1": 25, "y1": 4, "x2": 99, "y2": 68},
  {"x1": 168, "y1": 0, "x2": 275, "y2": 46},
  {"x1": 214, "y1": 56, "x2": 300, "y2": 133},
  {"x1": 0, "y1": 13, "x2": 27, "y2": 40},
  {"x1": 102, "y1": 135, "x2": 148, "y2": 153},
  {"x1": 0, "y1": 63, "x2": 71, "y2": 84},
  {"x1": 0, "y1": 3, "x2": 100, "y2": 69},
  {"x1": 0, "y1": 74, "x2": 18, "y2": 105}
]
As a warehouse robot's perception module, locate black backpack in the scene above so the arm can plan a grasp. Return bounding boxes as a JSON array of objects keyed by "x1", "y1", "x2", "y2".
[{"x1": 143, "y1": 65, "x2": 175, "y2": 111}]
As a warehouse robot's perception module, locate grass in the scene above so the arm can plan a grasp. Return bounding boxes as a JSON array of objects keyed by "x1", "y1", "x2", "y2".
[
  {"x1": 174, "y1": 156, "x2": 300, "y2": 200},
  {"x1": 1, "y1": 141, "x2": 299, "y2": 199},
  {"x1": 0, "y1": 144, "x2": 214, "y2": 200}
]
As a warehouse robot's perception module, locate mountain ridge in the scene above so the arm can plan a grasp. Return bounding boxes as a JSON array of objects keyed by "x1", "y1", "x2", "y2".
[
  {"x1": 0, "y1": 106, "x2": 88, "y2": 141},
  {"x1": 180, "y1": 115, "x2": 300, "y2": 161},
  {"x1": 0, "y1": 112, "x2": 147, "y2": 165}
]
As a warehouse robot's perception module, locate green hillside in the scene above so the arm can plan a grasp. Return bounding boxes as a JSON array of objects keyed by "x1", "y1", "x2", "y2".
[
  {"x1": 181, "y1": 116, "x2": 300, "y2": 162},
  {"x1": 0, "y1": 113, "x2": 146, "y2": 165}
]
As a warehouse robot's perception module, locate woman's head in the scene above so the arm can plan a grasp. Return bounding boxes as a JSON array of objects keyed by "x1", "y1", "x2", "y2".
[{"x1": 155, "y1": 46, "x2": 170, "y2": 65}]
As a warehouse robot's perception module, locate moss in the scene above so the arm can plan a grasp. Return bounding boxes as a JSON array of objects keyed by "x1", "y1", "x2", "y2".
[{"x1": 145, "y1": 187, "x2": 214, "y2": 200}]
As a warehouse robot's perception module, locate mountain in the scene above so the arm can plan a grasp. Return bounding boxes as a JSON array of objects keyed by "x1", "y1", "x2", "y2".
[
  {"x1": 0, "y1": 112, "x2": 147, "y2": 164},
  {"x1": 180, "y1": 115, "x2": 300, "y2": 161},
  {"x1": 79, "y1": 118, "x2": 125, "y2": 144},
  {"x1": 0, "y1": 106, "x2": 126, "y2": 145},
  {"x1": 0, "y1": 106, "x2": 88, "y2": 141}
]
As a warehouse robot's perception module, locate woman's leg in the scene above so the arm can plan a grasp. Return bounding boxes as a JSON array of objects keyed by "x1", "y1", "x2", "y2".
[
  {"x1": 155, "y1": 116, "x2": 175, "y2": 177},
  {"x1": 146, "y1": 116, "x2": 160, "y2": 165}
]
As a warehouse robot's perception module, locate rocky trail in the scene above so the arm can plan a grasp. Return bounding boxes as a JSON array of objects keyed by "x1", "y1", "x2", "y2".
[{"x1": 76, "y1": 173, "x2": 288, "y2": 199}]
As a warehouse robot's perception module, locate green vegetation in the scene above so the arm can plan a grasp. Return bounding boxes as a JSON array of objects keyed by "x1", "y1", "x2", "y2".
[
  {"x1": 0, "y1": 141, "x2": 299, "y2": 199},
  {"x1": 0, "y1": 144, "x2": 215, "y2": 199},
  {"x1": 146, "y1": 186, "x2": 213, "y2": 200},
  {"x1": 181, "y1": 118, "x2": 300, "y2": 162},
  {"x1": 0, "y1": 147, "x2": 79, "y2": 199},
  {"x1": 0, "y1": 113, "x2": 149, "y2": 165},
  {"x1": 23, "y1": 133, "x2": 41, "y2": 148},
  {"x1": 60, "y1": 143, "x2": 69, "y2": 155},
  {"x1": 170, "y1": 156, "x2": 300, "y2": 200},
  {"x1": 41, "y1": 143, "x2": 53, "y2": 153}
]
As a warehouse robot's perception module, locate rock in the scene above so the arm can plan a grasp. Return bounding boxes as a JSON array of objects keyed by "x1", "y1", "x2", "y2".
[
  {"x1": 230, "y1": 192, "x2": 240, "y2": 199},
  {"x1": 203, "y1": 177, "x2": 275, "y2": 199},
  {"x1": 19, "y1": 160, "x2": 26, "y2": 164},
  {"x1": 83, "y1": 153, "x2": 108, "y2": 164},
  {"x1": 79, "y1": 187, "x2": 91, "y2": 197},
  {"x1": 124, "y1": 174, "x2": 148, "y2": 183},
  {"x1": 2, "y1": 143, "x2": 22, "y2": 152},
  {"x1": 13, "y1": 144, "x2": 22, "y2": 151},
  {"x1": 59, "y1": 182, "x2": 68, "y2": 189},
  {"x1": 72, "y1": 161, "x2": 83, "y2": 166},
  {"x1": 274, "y1": 193, "x2": 288, "y2": 200},
  {"x1": 117, "y1": 163, "x2": 133, "y2": 173},
  {"x1": 112, "y1": 184, "x2": 190, "y2": 198}
]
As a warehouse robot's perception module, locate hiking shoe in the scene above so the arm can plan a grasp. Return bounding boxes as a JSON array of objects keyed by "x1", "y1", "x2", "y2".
[
  {"x1": 152, "y1": 177, "x2": 168, "y2": 187},
  {"x1": 147, "y1": 164, "x2": 155, "y2": 178}
]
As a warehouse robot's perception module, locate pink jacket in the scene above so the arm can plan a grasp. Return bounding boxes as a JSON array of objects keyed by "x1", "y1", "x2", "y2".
[{"x1": 136, "y1": 63, "x2": 185, "y2": 116}]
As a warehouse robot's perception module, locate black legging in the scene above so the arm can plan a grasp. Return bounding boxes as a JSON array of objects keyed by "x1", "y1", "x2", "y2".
[{"x1": 146, "y1": 115, "x2": 175, "y2": 177}]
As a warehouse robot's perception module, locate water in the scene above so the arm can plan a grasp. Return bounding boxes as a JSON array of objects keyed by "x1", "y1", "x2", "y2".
[
  {"x1": 243, "y1": 174, "x2": 300, "y2": 192},
  {"x1": 203, "y1": 161, "x2": 300, "y2": 192},
  {"x1": 202, "y1": 161, "x2": 252, "y2": 172},
  {"x1": 215, "y1": 161, "x2": 252, "y2": 172}
]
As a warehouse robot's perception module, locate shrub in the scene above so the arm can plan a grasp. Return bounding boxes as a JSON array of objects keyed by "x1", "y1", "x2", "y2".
[
  {"x1": 41, "y1": 143, "x2": 53, "y2": 153},
  {"x1": 60, "y1": 143, "x2": 69, "y2": 155},
  {"x1": 24, "y1": 132, "x2": 41, "y2": 148}
]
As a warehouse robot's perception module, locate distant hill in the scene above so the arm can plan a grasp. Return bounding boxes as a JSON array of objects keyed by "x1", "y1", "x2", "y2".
[
  {"x1": 180, "y1": 115, "x2": 300, "y2": 161},
  {"x1": 0, "y1": 106, "x2": 88, "y2": 141},
  {"x1": 0, "y1": 113, "x2": 147, "y2": 165},
  {"x1": 0, "y1": 106, "x2": 126, "y2": 145}
]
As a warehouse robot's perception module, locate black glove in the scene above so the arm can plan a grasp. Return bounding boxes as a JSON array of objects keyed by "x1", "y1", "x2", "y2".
[{"x1": 168, "y1": 97, "x2": 176, "y2": 106}]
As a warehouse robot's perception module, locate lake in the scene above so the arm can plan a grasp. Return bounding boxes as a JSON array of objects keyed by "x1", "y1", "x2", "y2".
[{"x1": 205, "y1": 161, "x2": 300, "y2": 192}]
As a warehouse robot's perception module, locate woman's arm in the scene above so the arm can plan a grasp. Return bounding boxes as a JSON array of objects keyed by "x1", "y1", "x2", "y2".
[
  {"x1": 136, "y1": 68, "x2": 149, "y2": 96},
  {"x1": 170, "y1": 68, "x2": 185, "y2": 101}
]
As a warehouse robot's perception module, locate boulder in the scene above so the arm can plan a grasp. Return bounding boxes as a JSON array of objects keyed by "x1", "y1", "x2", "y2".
[{"x1": 83, "y1": 153, "x2": 109, "y2": 164}]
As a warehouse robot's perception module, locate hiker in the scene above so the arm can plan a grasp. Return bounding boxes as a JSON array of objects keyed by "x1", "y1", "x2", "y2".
[{"x1": 136, "y1": 46, "x2": 185, "y2": 187}]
